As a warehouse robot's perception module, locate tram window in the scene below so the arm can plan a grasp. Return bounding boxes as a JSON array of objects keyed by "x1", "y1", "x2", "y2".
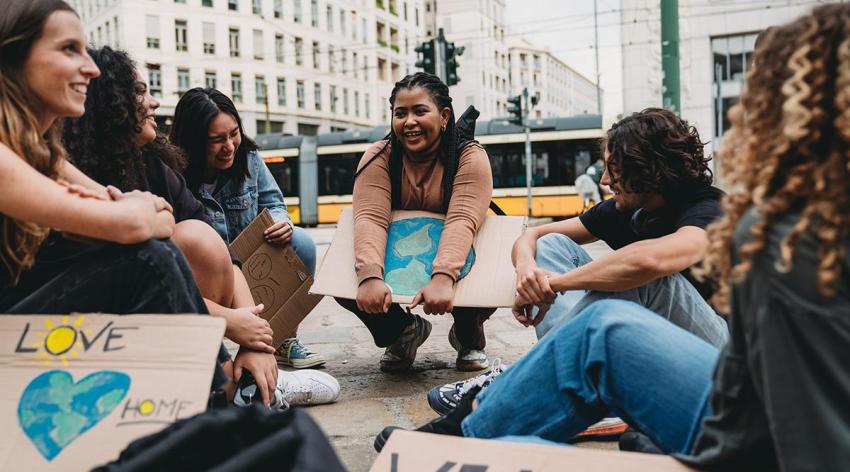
[
  {"x1": 267, "y1": 159, "x2": 299, "y2": 197},
  {"x1": 484, "y1": 139, "x2": 597, "y2": 188},
  {"x1": 318, "y1": 152, "x2": 359, "y2": 195}
]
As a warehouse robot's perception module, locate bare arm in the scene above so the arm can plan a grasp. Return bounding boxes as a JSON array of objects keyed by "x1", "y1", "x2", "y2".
[
  {"x1": 56, "y1": 158, "x2": 108, "y2": 197},
  {"x1": 549, "y1": 225, "x2": 710, "y2": 292},
  {"x1": 0, "y1": 144, "x2": 169, "y2": 243}
]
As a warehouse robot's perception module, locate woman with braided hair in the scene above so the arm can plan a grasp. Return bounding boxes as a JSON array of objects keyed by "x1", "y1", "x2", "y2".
[
  {"x1": 339, "y1": 72, "x2": 497, "y2": 372},
  {"x1": 377, "y1": 6, "x2": 850, "y2": 470}
]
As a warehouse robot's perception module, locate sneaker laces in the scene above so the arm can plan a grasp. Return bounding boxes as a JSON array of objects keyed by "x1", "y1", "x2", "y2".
[
  {"x1": 284, "y1": 338, "x2": 316, "y2": 358},
  {"x1": 457, "y1": 358, "x2": 506, "y2": 396}
]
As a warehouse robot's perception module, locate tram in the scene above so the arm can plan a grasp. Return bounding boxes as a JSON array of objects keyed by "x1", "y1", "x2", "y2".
[{"x1": 255, "y1": 114, "x2": 603, "y2": 225}]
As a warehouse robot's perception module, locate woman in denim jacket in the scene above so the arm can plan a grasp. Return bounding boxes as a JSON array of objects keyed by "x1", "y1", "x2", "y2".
[{"x1": 170, "y1": 87, "x2": 323, "y2": 369}]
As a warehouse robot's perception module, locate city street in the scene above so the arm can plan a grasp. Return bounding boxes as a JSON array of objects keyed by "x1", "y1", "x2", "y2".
[{"x1": 296, "y1": 225, "x2": 615, "y2": 471}]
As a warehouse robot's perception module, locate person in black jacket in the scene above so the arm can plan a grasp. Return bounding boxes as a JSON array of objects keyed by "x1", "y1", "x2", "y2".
[
  {"x1": 377, "y1": 5, "x2": 850, "y2": 470},
  {"x1": 62, "y1": 47, "x2": 282, "y2": 405}
]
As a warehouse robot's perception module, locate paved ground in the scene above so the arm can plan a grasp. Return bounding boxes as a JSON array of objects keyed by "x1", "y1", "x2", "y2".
[{"x1": 293, "y1": 226, "x2": 615, "y2": 472}]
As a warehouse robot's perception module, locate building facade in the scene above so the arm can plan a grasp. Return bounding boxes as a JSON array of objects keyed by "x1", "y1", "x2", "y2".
[
  {"x1": 507, "y1": 38, "x2": 599, "y2": 119},
  {"x1": 620, "y1": 0, "x2": 820, "y2": 155},
  {"x1": 71, "y1": 0, "x2": 427, "y2": 137}
]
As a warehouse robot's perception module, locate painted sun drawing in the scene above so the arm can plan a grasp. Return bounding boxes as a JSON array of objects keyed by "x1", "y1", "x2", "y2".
[{"x1": 32, "y1": 315, "x2": 89, "y2": 366}]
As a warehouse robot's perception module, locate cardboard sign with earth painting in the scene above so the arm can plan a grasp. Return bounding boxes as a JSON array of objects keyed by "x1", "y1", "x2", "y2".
[
  {"x1": 312, "y1": 209, "x2": 525, "y2": 307},
  {"x1": 0, "y1": 314, "x2": 225, "y2": 471}
]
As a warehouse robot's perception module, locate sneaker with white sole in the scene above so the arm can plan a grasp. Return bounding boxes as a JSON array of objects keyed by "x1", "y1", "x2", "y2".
[
  {"x1": 232, "y1": 370, "x2": 289, "y2": 411},
  {"x1": 448, "y1": 325, "x2": 489, "y2": 371},
  {"x1": 276, "y1": 337, "x2": 326, "y2": 369},
  {"x1": 426, "y1": 358, "x2": 507, "y2": 415},
  {"x1": 279, "y1": 369, "x2": 340, "y2": 406},
  {"x1": 380, "y1": 314, "x2": 432, "y2": 372}
]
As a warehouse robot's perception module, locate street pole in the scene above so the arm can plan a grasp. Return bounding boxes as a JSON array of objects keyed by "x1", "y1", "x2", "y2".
[
  {"x1": 660, "y1": 0, "x2": 680, "y2": 113},
  {"x1": 593, "y1": 0, "x2": 602, "y2": 115},
  {"x1": 523, "y1": 87, "x2": 533, "y2": 217},
  {"x1": 435, "y1": 28, "x2": 447, "y2": 81}
]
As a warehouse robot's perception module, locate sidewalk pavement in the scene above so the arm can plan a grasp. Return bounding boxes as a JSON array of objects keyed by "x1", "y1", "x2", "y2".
[{"x1": 294, "y1": 226, "x2": 615, "y2": 472}]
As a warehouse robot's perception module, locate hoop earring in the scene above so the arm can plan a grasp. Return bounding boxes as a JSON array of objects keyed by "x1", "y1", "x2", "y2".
[{"x1": 441, "y1": 123, "x2": 446, "y2": 132}]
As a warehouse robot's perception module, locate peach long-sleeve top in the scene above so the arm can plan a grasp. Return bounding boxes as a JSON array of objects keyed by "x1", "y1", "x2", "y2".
[{"x1": 352, "y1": 140, "x2": 493, "y2": 285}]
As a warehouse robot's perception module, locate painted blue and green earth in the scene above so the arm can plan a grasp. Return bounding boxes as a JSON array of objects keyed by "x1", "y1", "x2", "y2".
[
  {"x1": 383, "y1": 217, "x2": 475, "y2": 296},
  {"x1": 18, "y1": 370, "x2": 131, "y2": 461}
]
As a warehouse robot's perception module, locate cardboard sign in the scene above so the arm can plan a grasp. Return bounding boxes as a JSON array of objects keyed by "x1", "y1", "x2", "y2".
[
  {"x1": 230, "y1": 209, "x2": 322, "y2": 348},
  {"x1": 0, "y1": 314, "x2": 225, "y2": 471},
  {"x1": 311, "y1": 209, "x2": 525, "y2": 308},
  {"x1": 370, "y1": 430, "x2": 697, "y2": 472}
]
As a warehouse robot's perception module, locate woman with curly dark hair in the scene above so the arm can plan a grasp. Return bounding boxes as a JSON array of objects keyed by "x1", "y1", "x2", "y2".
[
  {"x1": 61, "y1": 47, "x2": 341, "y2": 408},
  {"x1": 379, "y1": 5, "x2": 850, "y2": 470}
]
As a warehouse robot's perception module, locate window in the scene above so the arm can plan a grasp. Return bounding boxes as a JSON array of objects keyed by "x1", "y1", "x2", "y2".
[
  {"x1": 350, "y1": 10, "x2": 357, "y2": 40},
  {"x1": 354, "y1": 90, "x2": 359, "y2": 117},
  {"x1": 174, "y1": 20, "x2": 188, "y2": 52},
  {"x1": 314, "y1": 83, "x2": 322, "y2": 111},
  {"x1": 361, "y1": 18, "x2": 367, "y2": 43},
  {"x1": 296, "y1": 80, "x2": 305, "y2": 108},
  {"x1": 415, "y1": 7, "x2": 419, "y2": 26},
  {"x1": 203, "y1": 22, "x2": 215, "y2": 54},
  {"x1": 205, "y1": 71, "x2": 217, "y2": 88},
  {"x1": 229, "y1": 28, "x2": 240, "y2": 57},
  {"x1": 228, "y1": 0, "x2": 238, "y2": 11},
  {"x1": 310, "y1": 0, "x2": 318, "y2": 27},
  {"x1": 277, "y1": 77, "x2": 286, "y2": 106},
  {"x1": 326, "y1": 5, "x2": 333, "y2": 32},
  {"x1": 145, "y1": 15, "x2": 160, "y2": 49},
  {"x1": 343, "y1": 88, "x2": 349, "y2": 114},
  {"x1": 294, "y1": 37, "x2": 303, "y2": 66},
  {"x1": 293, "y1": 0, "x2": 302, "y2": 23},
  {"x1": 114, "y1": 16, "x2": 119, "y2": 47},
  {"x1": 177, "y1": 68, "x2": 190, "y2": 94},
  {"x1": 255, "y1": 75, "x2": 266, "y2": 104},
  {"x1": 364, "y1": 93, "x2": 370, "y2": 119},
  {"x1": 339, "y1": 9, "x2": 345, "y2": 37},
  {"x1": 330, "y1": 85, "x2": 337, "y2": 113},
  {"x1": 174, "y1": 0, "x2": 186, "y2": 3},
  {"x1": 403, "y1": 1, "x2": 407, "y2": 20},
  {"x1": 352, "y1": 52, "x2": 358, "y2": 78},
  {"x1": 147, "y1": 64, "x2": 162, "y2": 97},
  {"x1": 252, "y1": 0, "x2": 261, "y2": 15},
  {"x1": 275, "y1": 34, "x2": 284, "y2": 62},
  {"x1": 312, "y1": 41, "x2": 320, "y2": 69},
  {"x1": 711, "y1": 33, "x2": 758, "y2": 138},
  {"x1": 341, "y1": 48, "x2": 347, "y2": 75},
  {"x1": 274, "y1": 0, "x2": 283, "y2": 18},
  {"x1": 231, "y1": 73, "x2": 243, "y2": 102},
  {"x1": 253, "y1": 29, "x2": 264, "y2": 60},
  {"x1": 328, "y1": 45, "x2": 335, "y2": 72},
  {"x1": 203, "y1": 0, "x2": 213, "y2": 6}
]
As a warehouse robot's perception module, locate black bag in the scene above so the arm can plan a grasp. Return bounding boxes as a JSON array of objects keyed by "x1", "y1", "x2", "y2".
[{"x1": 92, "y1": 405, "x2": 346, "y2": 472}]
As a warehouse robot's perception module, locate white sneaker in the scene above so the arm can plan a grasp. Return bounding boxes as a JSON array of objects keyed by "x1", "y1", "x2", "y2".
[{"x1": 277, "y1": 369, "x2": 340, "y2": 406}]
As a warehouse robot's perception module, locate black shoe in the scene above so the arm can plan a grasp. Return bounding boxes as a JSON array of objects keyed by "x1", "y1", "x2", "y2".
[
  {"x1": 426, "y1": 358, "x2": 506, "y2": 415},
  {"x1": 618, "y1": 428, "x2": 663, "y2": 454},
  {"x1": 374, "y1": 386, "x2": 481, "y2": 452}
]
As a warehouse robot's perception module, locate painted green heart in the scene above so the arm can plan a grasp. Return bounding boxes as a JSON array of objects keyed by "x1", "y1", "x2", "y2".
[{"x1": 18, "y1": 370, "x2": 131, "y2": 461}]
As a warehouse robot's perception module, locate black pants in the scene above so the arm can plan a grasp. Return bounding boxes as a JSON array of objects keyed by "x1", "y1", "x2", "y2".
[
  {"x1": 335, "y1": 297, "x2": 495, "y2": 350},
  {"x1": 0, "y1": 237, "x2": 229, "y2": 388}
]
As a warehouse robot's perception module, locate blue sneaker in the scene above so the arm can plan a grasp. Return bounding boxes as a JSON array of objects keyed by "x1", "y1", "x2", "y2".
[{"x1": 275, "y1": 338, "x2": 326, "y2": 369}]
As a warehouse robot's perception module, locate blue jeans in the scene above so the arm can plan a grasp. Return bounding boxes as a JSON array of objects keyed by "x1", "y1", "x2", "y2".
[
  {"x1": 533, "y1": 234, "x2": 729, "y2": 347},
  {"x1": 462, "y1": 300, "x2": 719, "y2": 454},
  {"x1": 291, "y1": 225, "x2": 316, "y2": 276}
]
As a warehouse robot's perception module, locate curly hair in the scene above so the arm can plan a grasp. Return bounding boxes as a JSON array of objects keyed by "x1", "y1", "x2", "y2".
[
  {"x1": 697, "y1": 4, "x2": 850, "y2": 312},
  {"x1": 0, "y1": 0, "x2": 74, "y2": 282},
  {"x1": 605, "y1": 108, "x2": 712, "y2": 201},
  {"x1": 63, "y1": 46, "x2": 184, "y2": 190}
]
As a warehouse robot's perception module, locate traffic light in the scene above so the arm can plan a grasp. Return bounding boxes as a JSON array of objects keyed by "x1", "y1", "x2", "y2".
[
  {"x1": 507, "y1": 94, "x2": 523, "y2": 126},
  {"x1": 444, "y1": 42, "x2": 464, "y2": 86},
  {"x1": 415, "y1": 40, "x2": 436, "y2": 75}
]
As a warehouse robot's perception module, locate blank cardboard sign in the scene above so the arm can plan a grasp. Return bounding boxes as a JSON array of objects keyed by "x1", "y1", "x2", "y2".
[
  {"x1": 371, "y1": 430, "x2": 697, "y2": 472},
  {"x1": 230, "y1": 209, "x2": 322, "y2": 348},
  {"x1": 311, "y1": 209, "x2": 525, "y2": 308},
  {"x1": 0, "y1": 314, "x2": 225, "y2": 471}
]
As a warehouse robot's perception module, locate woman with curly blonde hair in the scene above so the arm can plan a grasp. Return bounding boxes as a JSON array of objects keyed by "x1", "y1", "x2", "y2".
[{"x1": 377, "y1": 5, "x2": 850, "y2": 470}]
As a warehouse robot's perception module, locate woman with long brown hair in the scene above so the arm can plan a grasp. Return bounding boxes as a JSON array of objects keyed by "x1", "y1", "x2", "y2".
[{"x1": 377, "y1": 5, "x2": 850, "y2": 469}]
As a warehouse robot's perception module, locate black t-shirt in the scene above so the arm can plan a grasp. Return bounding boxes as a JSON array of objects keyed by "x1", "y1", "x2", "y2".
[{"x1": 578, "y1": 186, "x2": 723, "y2": 300}]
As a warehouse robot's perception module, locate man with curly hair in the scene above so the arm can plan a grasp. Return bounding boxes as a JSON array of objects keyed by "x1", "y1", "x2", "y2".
[{"x1": 510, "y1": 108, "x2": 728, "y2": 346}]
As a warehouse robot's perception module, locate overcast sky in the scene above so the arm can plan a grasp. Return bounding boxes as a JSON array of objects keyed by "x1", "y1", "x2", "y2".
[{"x1": 504, "y1": 0, "x2": 624, "y2": 121}]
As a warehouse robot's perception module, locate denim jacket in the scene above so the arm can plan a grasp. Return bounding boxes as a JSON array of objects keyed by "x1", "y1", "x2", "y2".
[{"x1": 198, "y1": 150, "x2": 291, "y2": 243}]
